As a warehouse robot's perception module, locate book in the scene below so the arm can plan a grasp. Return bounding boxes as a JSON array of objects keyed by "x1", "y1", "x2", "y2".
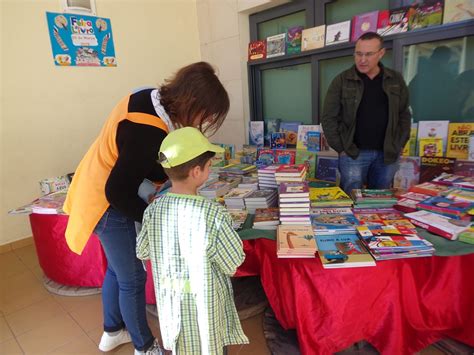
[
  {"x1": 310, "y1": 207, "x2": 361, "y2": 234},
  {"x1": 315, "y1": 155, "x2": 339, "y2": 183},
  {"x1": 446, "y1": 122, "x2": 474, "y2": 159},
  {"x1": 228, "y1": 209, "x2": 249, "y2": 230},
  {"x1": 277, "y1": 224, "x2": 317, "y2": 258},
  {"x1": 271, "y1": 132, "x2": 287, "y2": 149},
  {"x1": 264, "y1": 118, "x2": 281, "y2": 147},
  {"x1": 409, "y1": 1, "x2": 444, "y2": 30},
  {"x1": 279, "y1": 181, "x2": 310, "y2": 197},
  {"x1": 295, "y1": 150, "x2": 316, "y2": 180},
  {"x1": 301, "y1": 25, "x2": 325, "y2": 51},
  {"x1": 431, "y1": 172, "x2": 474, "y2": 188},
  {"x1": 325, "y1": 20, "x2": 351, "y2": 46},
  {"x1": 275, "y1": 164, "x2": 306, "y2": 177},
  {"x1": 454, "y1": 160, "x2": 474, "y2": 177},
  {"x1": 315, "y1": 234, "x2": 375, "y2": 268},
  {"x1": 458, "y1": 227, "x2": 474, "y2": 244},
  {"x1": 417, "y1": 120, "x2": 449, "y2": 155},
  {"x1": 220, "y1": 163, "x2": 256, "y2": 175},
  {"x1": 309, "y1": 186, "x2": 352, "y2": 207},
  {"x1": 286, "y1": 26, "x2": 304, "y2": 55},
  {"x1": 419, "y1": 156, "x2": 456, "y2": 183},
  {"x1": 39, "y1": 175, "x2": 70, "y2": 195},
  {"x1": 248, "y1": 40, "x2": 266, "y2": 61},
  {"x1": 409, "y1": 181, "x2": 451, "y2": 196},
  {"x1": 274, "y1": 149, "x2": 296, "y2": 164},
  {"x1": 266, "y1": 33, "x2": 286, "y2": 58},
  {"x1": 470, "y1": 134, "x2": 474, "y2": 161},
  {"x1": 249, "y1": 121, "x2": 264, "y2": 147},
  {"x1": 296, "y1": 124, "x2": 320, "y2": 150},
  {"x1": 405, "y1": 210, "x2": 471, "y2": 240},
  {"x1": 393, "y1": 156, "x2": 420, "y2": 190},
  {"x1": 418, "y1": 137, "x2": 443, "y2": 157},
  {"x1": 279, "y1": 121, "x2": 301, "y2": 147},
  {"x1": 9, "y1": 191, "x2": 68, "y2": 215},
  {"x1": 402, "y1": 123, "x2": 418, "y2": 156},
  {"x1": 257, "y1": 148, "x2": 275, "y2": 165},
  {"x1": 443, "y1": 0, "x2": 474, "y2": 24},
  {"x1": 416, "y1": 195, "x2": 474, "y2": 219},
  {"x1": 306, "y1": 131, "x2": 321, "y2": 152},
  {"x1": 351, "y1": 10, "x2": 379, "y2": 42},
  {"x1": 377, "y1": 7, "x2": 412, "y2": 35}
]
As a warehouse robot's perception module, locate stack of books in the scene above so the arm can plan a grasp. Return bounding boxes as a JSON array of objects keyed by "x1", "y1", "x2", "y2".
[
  {"x1": 274, "y1": 164, "x2": 307, "y2": 184},
  {"x1": 356, "y1": 224, "x2": 435, "y2": 260},
  {"x1": 198, "y1": 180, "x2": 232, "y2": 199},
  {"x1": 238, "y1": 176, "x2": 259, "y2": 190},
  {"x1": 253, "y1": 207, "x2": 280, "y2": 230},
  {"x1": 223, "y1": 188, "x2": 254, "y2": 210},
  {"x1": 9, "y1": 191, "x2": 68, "y2": 215},
  {"x1": 309, "y1": 186, "x2": 353, "y2": 208},
  {"x1": 244, "y1": 189, "x2": 278, "y2": 213},
  {"x1": 277, "y1": 224, "x2": 317, "y2": 258},
  {"x1": 432, "y1": 173, "x2": 474, "y2": 189},
  {"x1": 351, "y1": 189, "x2": 398, "y2": 209},
  {"x1": 228, "y1": 209, "x2": 249, "y2": 230},
  {"x1": 310, "y1": 207, "x2": 361, "y2": 234},
  {"x1": 394, "y1": 191, "x2": 431, "y2": 213},
  {"x1": 416, "y1": 195, "x2": 474, "y2": 220},
  {"x1": 409, "y1": 182, "x2": 450, "y2": 196},
  {"x1": 444, "y1": 188, "x2": 474, "y2": 203},
  {"x1": 278, "y1": 182, "x2": 311, "y2": 225},
  {"x1": 405, "y1": 210, "x2": 472, "y2": 240},
  {"x1": 315, "y1": 234, "x2": 376, "y2": 268},
  {"x1": 353, "y1": 208, "x2": 416, "y2": 230},
  {"x1": 257, "y1": 165, "x2": 279, "y2": 189}
]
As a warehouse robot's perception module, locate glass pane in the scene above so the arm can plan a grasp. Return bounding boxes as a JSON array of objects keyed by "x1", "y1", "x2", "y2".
[
  {"x1": 258, "y1": 11, "x2": 306, "y2": 40},
  {"x1": 319, "y1": 50, "x2": 393, "y2": 117},
  {"x1": 404, "y1": 36, "x2": 474, "y2": 122},
  {"x1": 325, "y1": 0, "x2": 389, "y2": 25},
  {"x1": 262, "y1": 63, "x2": 312, "y2": 124}
]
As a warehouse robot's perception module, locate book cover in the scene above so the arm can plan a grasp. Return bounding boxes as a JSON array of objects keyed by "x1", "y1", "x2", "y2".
[
  {"x1": 419, "y1": 137, "x2": 443, "y2": 157},
  {"x1": 405, "y1": 210, "x2": 471, "y2": 240},
  {"x1": 279, "y1": 181, "x2": 310, "y2": 196},
  {"x1": 316, "y1": 234, "x2": 375, "y2": 268},
  {"x1": 443, "y1": 0, "x2": 474, "y2": 24},
  {"x1": 277, "y1": 224, "x2": 317, "y2": 250},
  {"x1": 325, "y1": 20, "x2": 351, "y2": 46},
  {"x1": 409, "y1": 181, "x2": 451, "y2": 196},
  {"x1": 286, "y1": 26, "x2": 304, "y2": 54},
  {"x1": 393, "y1": 156, "x2": 420, "y2": 190},
  {"x1": 310, "y1": 208, "x2": 361, "y2": 233},
  {"x1": 351, "y1": 10, "x2": 380, "y2": 42},
  {"x1": 417, "y1": 195, "x2": 474, "y2": 218},
  {"x1": 409, "y1": 1, "x2": 445, "y2": 30},
  {"x1": 309, "y1": 186, "x2": 351, "y2": 202},
  {"x1": 274, "y1": 149, "x2": 296, "y2": 164},
  {"x1": 417, "y1": 120, "x2": 449, "y2": 155},
  {"x1": 295, "y1": 150, "x2": 316, "y2": 180},
  {"x1": 265, "y1": 118, "x2": 281, "y2": 146},
  {"x1": 275, "y1": 164, "x2": 306, "y2": 176},
  {"x1": 257, "y1": 148, "x2": 275, "y2": 165},
  {"x1": 378, "y1": 7, "x2": 413, "y2": 35},
  {"x1": 446, "y1": 122, "x2": 474, "y2": 159},
  {"x1": 419, "y1": 156, "x2": 456, "y2": 183},
  {"x1": 315, "y1": 155, "x2": 339, "y2": 182},
  {"x1": 280, "y1": 121, "x2": 301, "y2": 147},
  {"x1": 376, "y1": 9, "x2": 390, "y2": 34},
  {"x1": 271, "y1": 132, "x2": 287, "y2": 149},
  {"x1": 266, "y1": 33, "x2": 286, "y2": 58},
  {"x1": 306, "y1": 131, "x2": 321, "y2": 152},
  {"x1": 301, "y1": 25, "x2": 325, "y2": 51},
  {"x1": 402, "y1": 123, "x2": 418, "y2": 156},
  {"x1": 454, "y1": 160, "x2": 474, "y2": 177},
  {"x1": 296, "y1": 124, "x2": 320, "y2": 150},
  {"x1": 249, "y1": 121, "x2": 264, "y2": 147},
  {"x1": 248, "y1": 40, "x2": 266, "y2": 61},
  {"x1": 254, "y1": 208, "x2": 280, "y2": 225}
]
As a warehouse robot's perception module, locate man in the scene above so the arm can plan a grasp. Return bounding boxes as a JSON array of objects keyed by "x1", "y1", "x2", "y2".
[{"x1": 321, "y1": 32, "x2": 411, "y2": 194}]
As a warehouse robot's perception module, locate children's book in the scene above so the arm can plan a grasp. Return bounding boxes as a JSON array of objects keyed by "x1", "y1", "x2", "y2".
[
  {"x1": 454, "y1": 160, "x2": 474, "y2": 177},
  {"x1": 419, "y1": 137, "x2": 443, "y2": 157},
  {"x1": 275, "y1": 164, "x2": 306, "y2": 177},
  {"x1": 274, "y1": 149, "x2": 296, "y2": 164},
  {"x1": 405, "y1": 210, "x2": 471, "y2": 240},
  {"x1": 409, "y1": 1, "x2": 444, "y2": 30},
  {"x1": 248, "y1": 40, "x2": 266, "y2": 61},
  {"x1": 443, "y1": 0, "x2": 474, "y2": 24},
  {"x1": 315, "y1": 154, "x2": 339, "y2": 183},
  {"x1": 315, "y1": 234, "x2": 375, "y2": 268},
  {"x1": 409, "y1": 181, "x2": 451, "y2": 196},
  {"x1": 271, "y1": 132, "x2": 287, "y2": 149},
  {"x1": 277, "y1": 224, "x2": 317, "y2": 258},
  {"x1": 325, "y1": 20, "x2": 351, "y2": 46},
  {"x1": 310, "y1": 207, "x2": 361, "y2": 234},
  {"x1": 416, "y1": 195, "x2": 474, "y2": 219},
  {"x1": 253, "y1": 208, "x2": 280, "y2": 227},
  {"x1": 295, "y1": 150, "x2": 316, "y2": 180},
  {"x1": 431, "y1": 172, "x2": 474, "y2": 188},
  {"x1": 264, "y1": 118, "x2": 281, "y2": 146},
  {"x1": 286, "y1": 26, "x2": 304, "y2": 54},
  {"x1": 402, "y1": 123, "x2": 418, "y2": 156},
  {"x1": 417, "y1": 120, "x2": 449, "y2": 155},
  {"x1": 249, "y1": 121, "x2": 264, "y2": 147},
  {"x1": 279, "y1": 121, "x2": 301, "y2": 147},
  {"x1": 351, "y1": 10, "x2": 380, "y2": 41},
  {"x1": 377, "y1": 7, "x2": 412, "y2": 35},
  {"x1": 301, "y1": 25, "x2": 325, "y2": 51},
  {"x1": 39, "y1": 175, "x2": 70, "y2": 195},
  {"x1": 279, "y1": 181, "x2": 310, "y2": 197},
  {"x1": 446, "y1": 122, "x2": 474, "y2": 159},
  {"x1": 296, "y1": 124, "x2": 320, "y2": 150},
  {"x1": 419, "y1": 156, "x2": 456, "y2": 183},
  {"x1": 393, "y1": 156, "x2": 420, "y2": 190},
  {"x1": 266, "y1": 33, "x2": 286, "y2": 58},
  {"x1": 257, "y1": 148, "x2": 275, "y2": 165},
  {"x1": 306, "y1": 131, "x2": 321, "y2": 152}
]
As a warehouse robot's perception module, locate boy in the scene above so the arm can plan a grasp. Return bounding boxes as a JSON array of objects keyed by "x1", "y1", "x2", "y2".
[{"x1": 137, "y1": 127, "x2": 249, "y2": 355}]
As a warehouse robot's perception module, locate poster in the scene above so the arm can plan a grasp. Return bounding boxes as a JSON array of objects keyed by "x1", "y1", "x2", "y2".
[{"x1": 46, "y1": 12, "x2": 117, "y2": 67}]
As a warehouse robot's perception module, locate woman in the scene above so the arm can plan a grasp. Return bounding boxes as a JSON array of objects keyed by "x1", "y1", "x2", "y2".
[{"x1": 63, "y1": 62, "x2": 229, "y2": 354}]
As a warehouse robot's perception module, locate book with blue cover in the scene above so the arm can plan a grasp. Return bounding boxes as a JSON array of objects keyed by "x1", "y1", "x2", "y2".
[
  {"x1": 306, "y1": 131, "x2": 321, "y2": 152},
  {"x1": 315, "y1": 234, "x2": 375, "y2": 268},
  {"x1": 280, "y1": 121, "x2": 302, "y2": 147},
  {"x1": 315, "y1": 155, "x2": 339, "y2": 182},
  {"x1": 271, "y1": 132, "x2": 287, "y2": 149},
  {"x1": 265, "y1": 118, "x2": 281, "y2": 146},
  {"x1": 249, "y1": 121, "x2": 264, "y2": 147},
  {"x1": 310, "y1": 207, "x2": 361, "y2": 234}
]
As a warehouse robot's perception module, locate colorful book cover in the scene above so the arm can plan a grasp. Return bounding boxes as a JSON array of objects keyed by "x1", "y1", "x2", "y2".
[
  {"x1": 409, "y1": 1, "x2": 445, "y2": 30},
  {"x1": 417, "y1": 120, "x2": 450, "y2": 155},
  {"x1": 295, "y1": 150, "x2": 316, "y2": 180},
  {"x1": 315, "y1": 155, "x2": 339, "y2": 182},
  {"x1": 454, "y1": 160, "x2": 474, "y2": 177},
  {"x1": 257, "y1": 148, "x2": 275, "y2": 165},
  {"x1": 309, "y1": 186, "x2": 351, "y2": 202},
  {"x1": 419, "y1": 156, "x2": 456, "y2": 183},
  {"x1": 443, "y1": 0, "x2": 474, "y2": 24},
  {"x1": 271, "y1": 132, "x2": 287, "y2": 149},
  {"x1": 409, "y1": 181, "x2": 451, "y2": 196},
  {"x1": 405, "y1": 210, "x2": 471, "y2": 240},
  {"x1": 310, "y1": 208, "x2": 361, "y2": 233},
  {"x1": 306, "y1": 132, "x2": 321, "y2": 152},
  {"x1": 393, "y1": 156, "x2": 420, "y2": 190},
  {"x1": 286, "y1": 26, "x2": 304, "y2": 55},
  {"x1": 296, "y1": 124, "x2": 320, "y2": 150},
  {"x1": 325, "y1": 20, "x2": 351, "y2": 46},
  {"x1": 265, "y1": 118, "x2": 281, "y2": 146},
  {"x1": 276, "y1": 164, "x2": 306, "y2": 176},
  {"x1": 266, "y1": 33, "x2": 286, "y2": 58},
  {"x1": 280, "y1": 121, "x2": 301, "y2": 147},
  {"x1": 419, "y1": 137, "x2": 443, "y2": 157},
  {"x1": 249, "y1": 121, "x2": 264, "y2": 147},
  {"x1": 351, "y1": 10, "x2": 380, "y2": 42},
  {"x1": 316, "y1": 234, "x2": 375, "y2": 268},
  {"x1": 417, "y1": 195, "x2": 474, "y2": 218},
  {"x1": 301, "y1": 25, "x2": 325, "y2": 51},
  {"x1": 248, "y1": 40, "x2": 266, "y2": 61},
  {"x1": 446, "y1": 123, "x2": 474, "y2": 159},
  {"x1": 277, "y1": 224, "x2": 317, "y2": 250},
  {"x1": 274, "y1": 149, "x2": 296, "y2": 164},
  {"x1": 402, "y1": 123, "x2": 418, "y2": 156},
  {"x1": 378, "y1": 7, "x2": 412, "y2": 35},
  {"x1": 279, "y1": 181, "x2": 310, "y2": 196},
  {"x1": 254, "y1": 208, "x2": 280, "y2": 224}
]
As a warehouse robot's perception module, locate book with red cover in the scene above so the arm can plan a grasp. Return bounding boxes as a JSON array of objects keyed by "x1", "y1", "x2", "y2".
[
  {"x1": 409, "y1": 182, "x2": 450, "y2": 196},
  {"x1": 248, "y1": 40, "x2": 266, "y2": 61},
  {"x1": 405, "y1": 210, "x2": 471, "y2": 240},
  {"x1": 274, "y1": 149, "x2": 296, "y2": 164},
  {"x1": 351, "y1": 10, "x2": 379, "y2": 41},
  {"x1": 416, "y1": 196, "x2": 474, "y2": 219},
  {"x1": 419, "y1": 156, "x2": 456, "y2": 183},
  {"x1": 454, "y1": 160, "x2": 474, "y2": 177},
  {"x1": 275, "y1": 164, "x2": 306, "y2": 177},
  {"x1": 377, "y1": 7, "x2": 412, "y2": 35}
]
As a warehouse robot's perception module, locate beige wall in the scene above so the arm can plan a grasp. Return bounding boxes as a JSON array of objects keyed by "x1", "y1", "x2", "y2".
[{"x1": 1, "y1": 0, "x2": 201, "y2": 245}]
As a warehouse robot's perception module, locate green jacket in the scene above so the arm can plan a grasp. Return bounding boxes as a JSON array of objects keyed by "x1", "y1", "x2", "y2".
[{"x1": 321, "y1": 65, "x2": 411, "y2": 164}]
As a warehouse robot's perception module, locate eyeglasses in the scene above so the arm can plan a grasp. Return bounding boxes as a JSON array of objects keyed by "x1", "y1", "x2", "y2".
[{"x1": 354, "y1": 49, "x2": 381, "y2": 58}]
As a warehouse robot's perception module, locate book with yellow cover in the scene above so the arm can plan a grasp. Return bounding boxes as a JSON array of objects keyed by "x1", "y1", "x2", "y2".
[
  {"x1": 301, "y1": 25, "x2": 325, "y2": 51},
  {"x1": 402, "y1": 123, "x2": 418, "y2": 156},
  {"x1": 309, "y1": 187, "x2": 353, "y2": 207},
  {"x1": 277, "y1": 224, "x2": 317, "y2": 258},
  {"x1": 446, "y1": 123, "x2": 474, "y2": 159},
  {"x1": 418, "y1": 137, "x2": 443, "y2": 157}
]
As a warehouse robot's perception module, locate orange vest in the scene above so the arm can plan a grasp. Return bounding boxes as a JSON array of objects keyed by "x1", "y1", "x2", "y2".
[{"x1": 63, "y1": 94, "x2": 169, "y2": 254}]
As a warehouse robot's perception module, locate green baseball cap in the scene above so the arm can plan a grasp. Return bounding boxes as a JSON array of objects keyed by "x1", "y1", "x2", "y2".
[{"x1": 159, "y1": 127, "x2": 224, "y2": 168}]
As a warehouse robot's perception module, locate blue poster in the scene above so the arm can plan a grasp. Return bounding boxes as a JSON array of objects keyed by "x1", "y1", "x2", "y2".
[{"x1": 46, "y1": 12, "x2": 117, "y2": 67}]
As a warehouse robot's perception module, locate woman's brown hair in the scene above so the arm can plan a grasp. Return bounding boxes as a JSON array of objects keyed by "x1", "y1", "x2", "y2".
[{"x1": 159, "y1": 62, "x2": 229, "y2": 135}]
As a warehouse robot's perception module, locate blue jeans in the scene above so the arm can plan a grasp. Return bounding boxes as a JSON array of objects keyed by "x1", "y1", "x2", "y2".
[
  {"x1": 94, "y1": 207, "x2": 154, "y2": 351},
  {"x1": 338, "y1": 150, "x2": 399, "y2": 195}
]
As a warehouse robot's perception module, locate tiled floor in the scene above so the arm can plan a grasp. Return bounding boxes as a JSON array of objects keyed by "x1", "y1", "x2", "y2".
[{"x1": 0, "y1": 243, "x2": 453, "y2": 354}]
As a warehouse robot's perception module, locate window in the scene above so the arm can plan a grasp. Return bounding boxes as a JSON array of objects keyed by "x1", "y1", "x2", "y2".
[{"x1": 257, "y1": 11, "x2": 306, "y2": 40}]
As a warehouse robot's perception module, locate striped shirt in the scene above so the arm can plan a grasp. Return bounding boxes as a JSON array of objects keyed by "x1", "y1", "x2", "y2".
[{"x1": 137, "y1": 193, "x2": 248, "y2": 354}]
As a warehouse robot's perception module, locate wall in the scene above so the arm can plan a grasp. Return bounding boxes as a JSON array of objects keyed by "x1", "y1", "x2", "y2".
[{"x1": 1, "y1": 0, "x2": 201, "y2": 245}]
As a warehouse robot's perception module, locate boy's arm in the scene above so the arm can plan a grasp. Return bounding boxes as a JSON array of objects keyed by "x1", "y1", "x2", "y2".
[
  {"x1": 209, "y1": 212, "x2": 245, "y2": 276},
  {"x1": 136, "y1": 206, "x2": 151, "y2": 260}
]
